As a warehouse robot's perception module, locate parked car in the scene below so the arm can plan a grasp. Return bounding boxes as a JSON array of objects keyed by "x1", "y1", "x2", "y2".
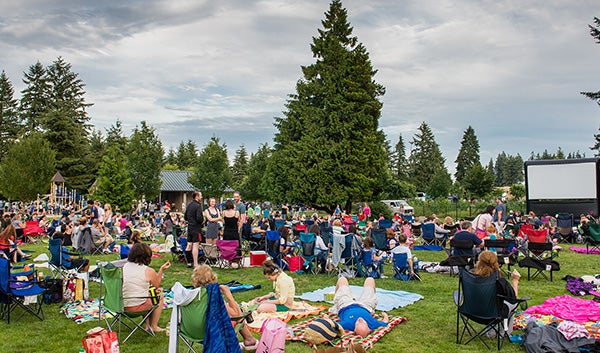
[{"x1": 380, "y1": 200, "x2": 414, "y2": 215}]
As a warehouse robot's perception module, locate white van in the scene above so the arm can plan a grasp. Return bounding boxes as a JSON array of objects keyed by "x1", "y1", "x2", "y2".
[{"x1": 380, "y1": 200, "x2": 414, "y2": 215}]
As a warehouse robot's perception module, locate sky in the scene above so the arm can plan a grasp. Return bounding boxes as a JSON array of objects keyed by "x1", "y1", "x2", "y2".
[{"x1": 1, "y1": 0, "x2": 599, "y2": 172}]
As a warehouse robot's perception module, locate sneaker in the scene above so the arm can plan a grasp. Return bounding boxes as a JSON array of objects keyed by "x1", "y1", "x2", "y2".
[{"x1": 380, "y1": 275, "x2": 389, "y2": 279}]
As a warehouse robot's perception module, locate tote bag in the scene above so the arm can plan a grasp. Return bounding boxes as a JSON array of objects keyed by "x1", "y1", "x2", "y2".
[{"x1": 256, "y1": 318, "x2": 286, "y2": 353}]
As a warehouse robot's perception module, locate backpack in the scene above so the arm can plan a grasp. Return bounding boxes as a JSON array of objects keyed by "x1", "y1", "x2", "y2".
[
  {"x1": 256, "y1": 318, "x2": 286, "y2": 353},
  {"x1": 303, "y1": 317, "x2": 344, "y2": 345}
]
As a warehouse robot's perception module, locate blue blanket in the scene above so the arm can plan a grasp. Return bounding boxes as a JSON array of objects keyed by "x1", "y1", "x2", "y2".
[
  {"x1": 413, "y1": 244, "x2": 443, "y2": 251},
  {"x1": 298, "y1": 285, "x2": 423, "y2": 311}
]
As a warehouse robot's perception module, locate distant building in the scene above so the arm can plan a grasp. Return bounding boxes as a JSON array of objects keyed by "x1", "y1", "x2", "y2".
[{"x1": 159, "y1": 170, "x2": 196, "y2": 212}]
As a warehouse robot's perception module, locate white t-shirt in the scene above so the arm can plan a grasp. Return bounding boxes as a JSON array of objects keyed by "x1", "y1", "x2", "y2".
[{"x1": 391, "y1": 244, "x2": 412, "y2": 259}]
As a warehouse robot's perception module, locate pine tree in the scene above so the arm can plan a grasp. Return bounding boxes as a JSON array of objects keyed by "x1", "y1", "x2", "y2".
[
  {"x1": 392, "y1": 134, "x2": 408, "y2": 180},
  {"x1": 19, "y1": 62, "x2": 49, "y2": 133},
  {"x1": 42, "y1": 57, "x2": 94, "y2": 191},
  {"x1": 408, "y1": 122, "x2": 446, "y2": 191},
  {"x1": 94, "y1": 144, "x2": 135, "y2": 211},
  {"x1": 245, "y1": 144, "x2": 271, "y2": 201},
  {"x1": 175, "y1": 140, "x2": 197, "y2": 170},
  {"x1": 462, "y1": 164, "x2": 495, "y2": 199},
  {"x1": 105, "y1": 119, "x2": 128, "y2": 150},
  {"x1": 127, "y1": 121, "x2": 163, "y2": 200},
  {"x1": 0, "y1": 71, "x2": 21, "y2": 162},
  {"x1": 267, "y1": 0, "x2": 386, "y2": 211},
  {"x1": 231, "y1": 145, "x2": 249, "y2": 191},
  {"x1": 592, "y1": 127, "x2": 600, "y2": 157},
  {"x1": 0, "y1": 133, "x2": 56, "y2": 200},
  {"x1": 190, "y1": 136, "x2": 231, "y2": 199},
  {"x1": 454, "y1": 126, "x2": 481, "y2": 182},
  {"x1": 427, "y1": 169, "x2": 452, "y2": 199}
]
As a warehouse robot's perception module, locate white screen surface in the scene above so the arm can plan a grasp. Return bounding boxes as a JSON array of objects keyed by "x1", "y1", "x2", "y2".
[{"x1": 527, "y1": 162, "x2": 597, "y2": 199}]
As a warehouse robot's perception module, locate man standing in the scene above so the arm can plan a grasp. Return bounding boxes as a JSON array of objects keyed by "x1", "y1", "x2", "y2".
[
  {"x1": 494, "y1": 197, "x2": 507, "y2": 230},
  {"x1": 184, "y1": 191, "x2": 204, "y2": 269},
  {"x1": 233, "y1": 191, "x2": 246, "y2": 234}
]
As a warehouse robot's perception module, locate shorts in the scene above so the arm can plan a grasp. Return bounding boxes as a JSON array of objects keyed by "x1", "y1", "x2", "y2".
[
  {"x1": 94, "y1": 236, "x2": 110, "y2": 247},
  {"x1": 333, "y1": 285, "x2": 378, "y2": 313},
  {"x1": 187, "y1": 231, "x2": 200, "y2": 243}
]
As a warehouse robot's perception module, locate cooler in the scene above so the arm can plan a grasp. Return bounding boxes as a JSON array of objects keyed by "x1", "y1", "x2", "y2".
[{"x1": 250, "y1": 251, "x2": 267, "y2": 266}]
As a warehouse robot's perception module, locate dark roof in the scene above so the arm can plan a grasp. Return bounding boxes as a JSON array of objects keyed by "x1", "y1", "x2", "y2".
[
  {"x1": 52, "y1": 171, "x2": 65, "y2": 183},
  {"x1": 160, "y1": 170, "x2": 196, "y2": 192}
]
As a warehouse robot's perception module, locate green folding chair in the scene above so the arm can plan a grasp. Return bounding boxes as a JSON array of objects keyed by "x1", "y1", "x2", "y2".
[
  {"x1": 98, "y1": 263, "x2": 157, "y2": 343},
  {"x1": 586, "y1": 223, "x2": 600, "y2": 253}
]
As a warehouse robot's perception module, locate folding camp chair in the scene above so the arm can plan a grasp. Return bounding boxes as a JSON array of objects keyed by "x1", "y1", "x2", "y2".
[
  {"x1": 441, "y1": 238, "x2": 476, "y2": 276},
  {"x1": 357, "y1": 249, "x2": 383, "y2": 278},
  {"x1": 556, "y1": 213, "x2": 575, "y2": 242},
  {"x1": 329, "y1": 233, "x2": 358, "y2": 277},
  {"x1": 0, "y1": 257, "x2": 45, "y2": 324},
  {"x1": 518, "y1": 229, "x2": 559, "y2": 281},
  {"x1": 171, "y1": 282, "x2": 252, "y2": 353},
  {"x1": 484, "y1": 239, "x2": 517, "y2": 278},
  {"x1": 393, "y1": 253, "x2": 421, "y2": 281},
  {"x1": 371, "y1": 228, "x2": 389, "y2": 253},
  {"x1": 421, "y1": 223, "x2": 437, "y2": 245},
  {"x1": 378, "y1": 219, "x2": 393, "y2": 229},
  {"x1": 265, "y1": 230, "x2": 287, "y2": 270},
  {"x1": 299, "y1": 232, "x2": 318, "y2": 274},
  {"x1": 48, "y1": 238, "x2": 87, "y2": 278},
  {"x1": 98, "y1": 262, "x2": 157, "y2": 343},
  {"x1": 585, "y1": 224, "x2": 600, "y2": 253},
  {"x1": 455, "y1": 269, "x2": 526, "y2": 350},
  {"x1": 216, "y1": 240, "x2": 244, "y2": 269},
  {"x1": 201, "y1": 243, "x2": 220, "y2": 266}
]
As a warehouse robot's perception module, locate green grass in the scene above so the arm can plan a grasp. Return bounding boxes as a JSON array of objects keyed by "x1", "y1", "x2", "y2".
[{"x1": 1, "y1": 241, "x2": 597, "y2": 353}]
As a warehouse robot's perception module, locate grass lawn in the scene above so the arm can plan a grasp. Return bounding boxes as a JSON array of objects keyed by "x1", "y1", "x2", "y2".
[{"x1": 1, "y1": 240, "x2": 598, "y2": 353}]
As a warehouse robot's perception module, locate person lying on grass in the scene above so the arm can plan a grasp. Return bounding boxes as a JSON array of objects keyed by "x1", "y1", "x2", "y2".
[{"x1": 328, "y1": 276, "x2": 389, "y2": 337}]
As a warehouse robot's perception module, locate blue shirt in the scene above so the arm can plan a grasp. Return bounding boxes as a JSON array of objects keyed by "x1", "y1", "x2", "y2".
[
  {"x1": 338, "y1": 304, "x2": 387, "y2": 331},
  {"x1": 452, "y1": 231, "x2": 482, "y2": 256},
  {"x1": 494, "y1": 203, "x2": 507, "y2": 222}
]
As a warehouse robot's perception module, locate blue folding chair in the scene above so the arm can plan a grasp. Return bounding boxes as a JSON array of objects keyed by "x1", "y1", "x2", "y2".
[{"x1": 0, "y1": 257, "x2": 45, "y2": 323}]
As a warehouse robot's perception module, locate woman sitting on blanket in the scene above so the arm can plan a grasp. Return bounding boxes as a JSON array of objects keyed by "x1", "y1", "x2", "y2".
[
  {"x1": 192, "y1": 265, "x2": 258, "y2": 350},
  {"x1": 329, "y1": 276, "x2": 389, "y2": 337},
  {"x1": 255, "y1": 259, "x2": 296, "y2": 312}
]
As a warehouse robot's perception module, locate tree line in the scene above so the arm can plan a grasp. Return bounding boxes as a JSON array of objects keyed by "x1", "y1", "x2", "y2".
[{"x1": 1, "y1": 1, "x2": 599, "y2": 213}]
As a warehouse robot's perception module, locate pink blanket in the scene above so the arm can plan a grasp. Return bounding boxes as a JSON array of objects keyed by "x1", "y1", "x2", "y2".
[
  {"x1": 526, "y1": 295, "x2": 600, "y2": 323},
  {"x1": 570, "y1": 246, "x2": 600, "y2": 254}
]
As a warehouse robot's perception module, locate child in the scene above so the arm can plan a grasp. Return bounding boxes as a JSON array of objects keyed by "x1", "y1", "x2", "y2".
[
  {"x1": 390, "y1": 233, "x2": 416, "y2": 276},
  {"x1": 483, "y1": 225, "x2": 499, "y2": 253}
]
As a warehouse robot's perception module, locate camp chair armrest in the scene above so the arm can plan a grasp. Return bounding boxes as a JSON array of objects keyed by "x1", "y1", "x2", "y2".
[{"x1": 232, "y1": 311, "x2": 253, "y2": 324}]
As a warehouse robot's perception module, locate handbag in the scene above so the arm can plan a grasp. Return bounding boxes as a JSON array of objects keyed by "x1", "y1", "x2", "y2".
[
  {"x1": 82, "y1": 327, "x2": 120, "y2": 353},
  {"x1": 288, "y1": 256, "x2": 302, "y2": 272},
  {"x1": 256, "y1": 318, "x2": 286, "y2": 353}
]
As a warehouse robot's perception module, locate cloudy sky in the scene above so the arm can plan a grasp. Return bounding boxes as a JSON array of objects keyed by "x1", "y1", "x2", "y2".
[{"x1": 1, "y1": 0, "x2": 599, "y2": 171}]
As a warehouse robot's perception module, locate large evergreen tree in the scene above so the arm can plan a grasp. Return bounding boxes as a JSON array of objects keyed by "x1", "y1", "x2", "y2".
[
  {"x1": 243, "y1": 144, "x2": 271, "y2": 201},
  {"x1": 0, "y1": 71, "x2": 21, "y2": 162},
  {"x1": 189, "y1": 136, "x2": 231, "y2": 199},
  {"x1": 581, "y1": 17, "x2": 600, "y2": 156},
  {"x1": 0, "y1": 133, "x2": 56, "y2": 200},
  {"x1": 105, "y1": 119, "x2": 128, "y2": 150},
  {"x1": 462, "y1": 164, "x2": 495, "y2": 199},
  {"x1": 175, "y1": 140, "x2": 198, "y2": 170},
  {"x1": 19, "y1": 61, "x2": 49, "y2": 133},
  {"x1": 493, "y1": 152, "x2": 523, "y2": 186},
  {"x1": 454, "y1": 126, "x2": 481, "y2": 182},
  {"x1": 231, "y1": 145, "x2": 249, "y2": 191},
  {"x1": 391, "y1": 134, "x2": 409, "y2": 180},
  {"x1": 268, "y1": 0, "x2": 387, "y2": 211},
  {"x1": 407, "y1": 122, "x2": 446, "y2": 191},
  {"x1": 94, "y1": 144, "x2": 135, "y2": 211},
  {"x1": 127, "y1": 121, "x2": 164, "y2": 200}
]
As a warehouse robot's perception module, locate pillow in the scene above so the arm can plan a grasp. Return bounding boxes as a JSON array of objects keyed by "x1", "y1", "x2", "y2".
[{"x1": 304, "y1": 317, "x2": 344, "y2": 345}]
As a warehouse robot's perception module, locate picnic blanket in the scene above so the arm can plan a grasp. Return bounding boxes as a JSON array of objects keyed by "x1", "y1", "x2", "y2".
[
  {"x1": 62, "y1": 292, "x2": 175, "y2": 324},
  {"x1": 287, "y1": 313, "x2": 407, "y2": 350},
  {"x1": 525, "y1": 295, "x2": 600, "y2": 322},
  {"x1": 298, "y1": 286, "x2": 423, "y2": 311},
  {"x1": 245, "y1": 301, "x2": 327, "y2": 332},
  {"x1": 570, "y1": 246, "x2": 600, "y2": 254},
  {"x1": 514, "y1": 312, "x2": 600, "y2": 339},
  {"x1": 413, "y1": 245, "x2": 443, "y2": 251}
]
